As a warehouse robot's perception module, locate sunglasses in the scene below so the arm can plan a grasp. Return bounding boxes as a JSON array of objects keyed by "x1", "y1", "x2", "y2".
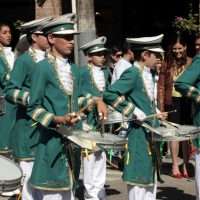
[
  {"x1": 115, "y1": 53, "x2": 122, "y2": 58},
  {"x1": 90, "y1": 52, "x2": 106, "y2": 57}
]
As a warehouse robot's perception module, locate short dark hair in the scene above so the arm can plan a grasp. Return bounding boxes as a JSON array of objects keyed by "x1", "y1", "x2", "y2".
[
  {"x1": 0, "y1": 22, "x2": 10, "y2": 30},
  {"x1": 110, "y1": 45, "x2": 121, "y2": 55},
  {"x1": 26, "y1": 33, "x2": 33, "y2": 44},
  {"x1": 122, "y1": 41, "x2": 132, "y2": 55}
]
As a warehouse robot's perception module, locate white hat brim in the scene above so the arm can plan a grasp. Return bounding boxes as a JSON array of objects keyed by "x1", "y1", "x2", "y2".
[
  {"x1": 21, "y1": 17, "x2": 52, "y2": 30},
  {"x1": 148, "y1": 47, "x2": 164, "y2": 53},
  {"x1": 126, "y1": 34, "x2": 164, "y2": 44},
  {"x1": 89, "y1": 47, "x2": 108, "y2": 54},
  {"x1": 52, "y1": 30, "x2": 79, "y2": 35}
]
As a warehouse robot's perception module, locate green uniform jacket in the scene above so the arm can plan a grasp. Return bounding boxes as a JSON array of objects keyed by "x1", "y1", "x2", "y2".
[
  {"x1": 79, "y1": 65, "x2": 110, "y2": 127},
  {"x1": 0, "y1": 53, "x2": 16, "y2": 154},
  {"x1": 27, "y1": 57, "x2": 81, "y2": 191},
  {"x1": 103, "y1": 66, "x2": 157, "y2": 186},
  {"x1": 5, "y1": 51, "x2": 40, "y2": 160},
  {"x1": 175, "y1": 54, "x2": 200, "y2": 148}
]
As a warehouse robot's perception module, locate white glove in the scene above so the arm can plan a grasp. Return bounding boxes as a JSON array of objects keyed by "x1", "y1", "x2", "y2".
[{"x1": 133, "y1": 107, "x2": 147, "y2": 121}]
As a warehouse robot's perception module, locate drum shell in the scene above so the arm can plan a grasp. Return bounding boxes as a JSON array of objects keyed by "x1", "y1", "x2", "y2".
[
  {"x1": 0, "y1": 155, "x2": 22, "y2": 192},
  {"x1": 0, "y1": 178, "x2": 21, "y2": 192}
]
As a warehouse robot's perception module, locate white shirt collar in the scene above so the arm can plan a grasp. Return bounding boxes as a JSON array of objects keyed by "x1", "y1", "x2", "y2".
[
  {"x1": 92, "y1": 65, "x2": 103, "y2": 71},
  {"x1": 29, "y1": 47, "x2": 46, "y2": 62},
  {"x1": 134, "y1": 61, "x2": 151, "y2": 72},
  {"x1": 134, "y1": 61, "x2": 141, "y2": 69},
  {"x1": 120, "y1": 58, "x2": 132, "y2": 65},
  {"x1": 34, "y1": 48, "x2": 45, "y2": 57},
  {"x1": 144, "y1": 66, "x2": 151, "y2": 72},
  {"x1": 3, "y1": 47, "x2": 12, "y2": 53},
  {"x1": 56, "y1": 56, "x2": 68, "y2": 65}
]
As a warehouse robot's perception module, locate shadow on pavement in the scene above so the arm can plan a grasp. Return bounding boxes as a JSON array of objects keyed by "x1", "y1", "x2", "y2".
[
  {"x1": 105, "y1": 184, "x2": 121, "y2": 196},
  {"x1": 157, "y1": 186, "x2": 195, "y2": 200}
]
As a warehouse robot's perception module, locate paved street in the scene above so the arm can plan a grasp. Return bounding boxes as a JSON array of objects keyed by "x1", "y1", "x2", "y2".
[
  {"x1": 0, "y1": 157, "x2": 196, "y2": 200},
  {"x1": 105, "y1": 157, "x2": 196, "y2": 200},
  {"x1": 105, "y1": 167, "x2": 195, "y2": 200}
]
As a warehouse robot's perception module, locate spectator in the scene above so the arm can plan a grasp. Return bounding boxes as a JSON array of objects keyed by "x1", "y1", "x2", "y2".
[{"x1": 158, "y1": 32, "x2": 192, "y2": 178}]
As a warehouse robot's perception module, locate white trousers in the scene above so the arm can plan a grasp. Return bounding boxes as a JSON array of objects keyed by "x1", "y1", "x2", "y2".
[
  {"x1": 128, "y1": 183, "x2": 157, "y2": 200},
  {"x1": 20, "y1": 161, "x2": 34, "y2": 200},
  {"x1": 83, "y1": 151, "x2": 106, "y2": 200},
  {"x1": 32, "y1": 189, "x2": 74, "y2": 200},
  {"x1": 195, "y1": 152, "x2": 200, "y2": 200}
]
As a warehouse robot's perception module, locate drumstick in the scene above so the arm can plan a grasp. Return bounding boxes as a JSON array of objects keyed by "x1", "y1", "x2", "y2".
[
  {"x1": 64, "y1": 100, "x2": 94, "y2": 123},
  {"x1": 100, "y1": 121, "x2": 105, "y2": 137},
  {"x1": 108, "y1": 110, "x2": 177, "y2": 131},
  {"x1": 75, "y1": 99, "x2": 95, "y2": 117},
  {"x1": 143, "y1": 110, "x2": 177, "y2": 121}
]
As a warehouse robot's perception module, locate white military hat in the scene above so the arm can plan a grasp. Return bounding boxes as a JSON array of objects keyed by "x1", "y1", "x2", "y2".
[
  {"x1": 20, "y1": 16, "x2": 53, "y2": 34},
  {"x1": 80, "y1": 36, "x2": 107, "y2": 55},
  {"x1": 42, "y1": 13, "x2": 78, "y2": 35},
  {"x1": 126, "y1": 34, "x2": 164, "y2": 53}
]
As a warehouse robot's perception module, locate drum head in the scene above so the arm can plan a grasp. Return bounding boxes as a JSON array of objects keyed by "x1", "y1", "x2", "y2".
[
  {"x1": 0, "y1": 155, "x2": 22, "y2": 181},
  {"x1": 153, "y1": 127, "x2": 177, "y2": 137},
  {"x1": 176, "y1": 125, "x2": 200, "y2": 135},
  {"x1": 72, "y1": 130, "x2": 127, "y2": 145}
]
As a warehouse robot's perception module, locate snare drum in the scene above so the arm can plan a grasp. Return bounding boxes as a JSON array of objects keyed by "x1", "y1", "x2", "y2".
[
  {"x1": 152, "y1": 125, "x2": 200, "y2": 142},
  {"x1": 0, "y1": 155, "x2": 22, "y2": 193},
  {"x1": 72, "y1": 130, "x2": 127, "y2": 151}
]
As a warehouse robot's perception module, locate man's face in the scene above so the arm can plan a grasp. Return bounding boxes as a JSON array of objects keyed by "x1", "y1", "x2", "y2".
[
  {"x1": 111, "y1": 51, "x2": 122, "y2": 63},
  {"x1": 32, "y1": 33, "x2": 49, "y2": 51},
  {"x1": 48, "y1": 34, "x2": 74, "y2": 57},
  {"x1": 143, "y1": 51, "x2": 158, "y2": 69},
  {"x1": 89, "y1": 51, "x2": 106, "y2": 67},
  {"x1": 0, "y1": 25, "x2": 11, "y2": 46}
]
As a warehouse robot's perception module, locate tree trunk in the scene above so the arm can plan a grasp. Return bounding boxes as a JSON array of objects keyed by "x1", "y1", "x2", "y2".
[
  {"x1": 35, "y1": 0, "x2": 62, "y2": 18},
  {"x1": 76, "y1": 0, "x2": 96, "y2": 65}
]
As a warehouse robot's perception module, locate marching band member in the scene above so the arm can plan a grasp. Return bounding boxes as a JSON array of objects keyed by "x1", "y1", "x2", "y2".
[
  {"x1": 175, "y1": 51, "x2": 200, "y2": 200},
  {"x1": 103, "y1": 34, "x2": 164, "y2": 200},
  {"x1": 26, "y1": 14, "x2": 106, "y2": 200},
  {"x1": 111, "y1": 41, "x2": 134, "y2": 84},
  {"x1": 0, "y1": 22, "x2": 15, "y2": 157},
  {"x1": 79, "y1": 36, "x2": 110, "y2": 200},
  {"x1": 5, "y1": 17, "x2": 53, "y2": 199}
]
